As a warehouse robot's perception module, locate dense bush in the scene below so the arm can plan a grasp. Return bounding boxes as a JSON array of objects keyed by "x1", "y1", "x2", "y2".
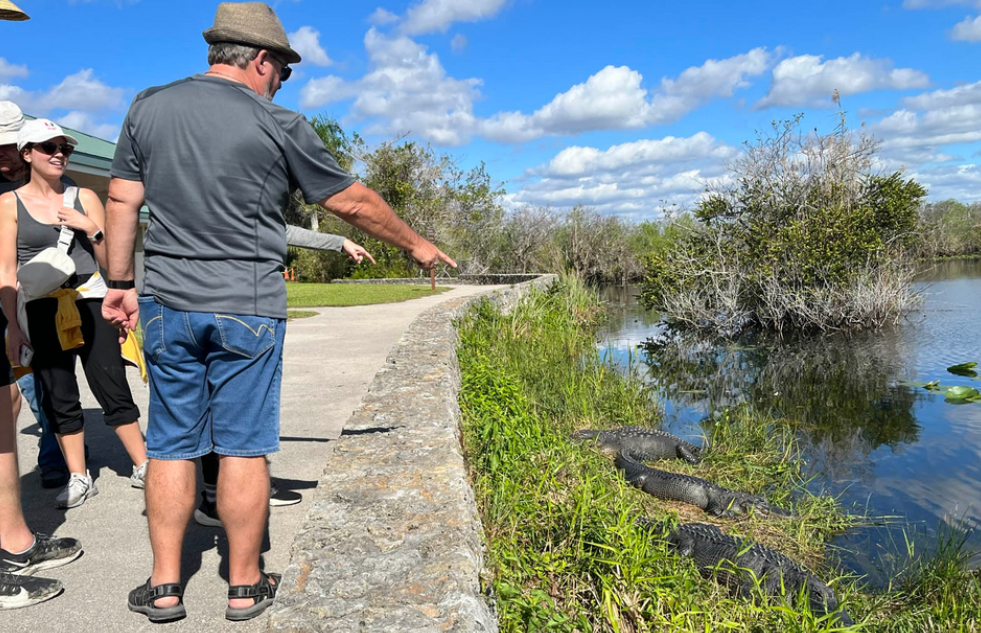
[
  {"x1": 641, "y1": 115, "x2": 927, "y2": 334},
  {"x1": 917, "y1": 199, "x2": 981, "y2": 258}
]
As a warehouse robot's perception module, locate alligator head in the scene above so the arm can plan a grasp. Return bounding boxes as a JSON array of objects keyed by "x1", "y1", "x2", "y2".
[{"x1": 805, "y1": 576, "x2": 853, "y2": 626}]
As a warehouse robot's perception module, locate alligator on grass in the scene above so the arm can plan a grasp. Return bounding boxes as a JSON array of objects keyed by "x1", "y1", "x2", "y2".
[
  {"x1": 616, "y1": 451, "x2": 793, "y2": 517},
  {"x1": 638, "y1": 519, "x2": 854, "y2": 626},
  {"x1": 572, "y1": 426, "x2": 703, "y2": 464}
]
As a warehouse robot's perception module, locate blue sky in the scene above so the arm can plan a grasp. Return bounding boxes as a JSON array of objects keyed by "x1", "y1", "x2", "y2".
[{"x1": 5, "y1": 0, "x2": 981, "y2": 219}]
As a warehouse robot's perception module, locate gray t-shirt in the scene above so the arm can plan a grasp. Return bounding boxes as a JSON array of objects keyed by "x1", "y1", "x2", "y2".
[{"x1": 111, "y1": 74, "x2": 355, "y2": 318}]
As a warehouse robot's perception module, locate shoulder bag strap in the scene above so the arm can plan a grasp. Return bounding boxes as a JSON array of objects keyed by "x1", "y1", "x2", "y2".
[{"x1": 57, "y1": 186, "x2": 77, "y2": 254}]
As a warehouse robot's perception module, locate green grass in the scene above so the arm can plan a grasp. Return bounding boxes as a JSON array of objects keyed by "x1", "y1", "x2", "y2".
[
  {"x1": 287, "y1": 310, "x2": 318, "y2": 320},
  {"x1": 286, "y1": 283, "x2": 450, "y2": 308},
  {"x1": 456, "y1": 274, "x2": 981, "y2": 632}
]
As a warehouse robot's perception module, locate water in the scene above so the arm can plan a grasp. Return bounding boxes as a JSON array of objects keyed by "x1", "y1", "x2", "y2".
[{"x1": 596, "y1": 260, "x2": 981, "y2": 586}]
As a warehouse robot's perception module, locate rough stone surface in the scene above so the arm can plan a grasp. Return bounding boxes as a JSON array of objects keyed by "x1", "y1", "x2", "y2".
[
  {"x1": 332, "y1": 274, "x2": 545, "y2": 286},
  {"x1": 268, "y1": 275, "x2": 557, "y2": 633}
]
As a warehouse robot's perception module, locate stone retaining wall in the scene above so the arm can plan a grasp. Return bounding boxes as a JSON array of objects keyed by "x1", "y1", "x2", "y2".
[
  {"x1": 331, "y1": 274, "x2": 545, "y2": 286},
  {"x1": 268, "y1": 275, "x2": 558, "y2": 633}
]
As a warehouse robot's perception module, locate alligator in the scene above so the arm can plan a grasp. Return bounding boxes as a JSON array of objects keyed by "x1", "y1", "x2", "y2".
[
  {"x1": 638, "y1": 519, "x2": 854, "y2": 626},
  {"x1": 615, "y1": 451, "x2": 792, "y2": 517},
  {"x1": 571, "y1": 426, "x2": 703, "y2": 464}
]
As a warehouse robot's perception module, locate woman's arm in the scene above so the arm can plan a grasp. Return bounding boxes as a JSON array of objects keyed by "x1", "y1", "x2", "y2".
[
  {"x1": 286, "y1": 225, "x2": 376, "y2": 264},
  {"x1": 0, "y1": 192, "x2": 27, "y2": 362},
  {"x1": 72, "y1": 188, "x2": 108, "y2": 270},
  {"x1": 286, "y1": 225, "x2": 345, "y2": 252}
]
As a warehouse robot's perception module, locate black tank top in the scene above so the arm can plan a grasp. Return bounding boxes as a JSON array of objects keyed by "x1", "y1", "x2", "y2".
[{"x1": 15, "y1": 190, "x2": 98, "y2": 289}]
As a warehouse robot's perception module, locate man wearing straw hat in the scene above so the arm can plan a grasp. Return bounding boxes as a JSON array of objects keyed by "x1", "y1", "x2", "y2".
[
  {"x1": 103, "y1": 1, "x2": 455, "y2": 623},
  {"x1": 0, "y1": 0, "x2": 29, "y2": 21}
]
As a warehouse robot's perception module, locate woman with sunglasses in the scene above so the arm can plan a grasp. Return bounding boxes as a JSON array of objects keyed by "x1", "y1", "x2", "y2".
[{"x1": 0, "y1": 119, "x2": 147, "y2": 509}]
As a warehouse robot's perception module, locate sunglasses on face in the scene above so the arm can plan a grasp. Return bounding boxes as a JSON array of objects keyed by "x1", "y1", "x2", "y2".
[
  {"x1": 34, "y1": 142, "x2": 74, "y2": 157},
  {"x1": 267, "y1": 53, "x2": 292, "y2": 82}
]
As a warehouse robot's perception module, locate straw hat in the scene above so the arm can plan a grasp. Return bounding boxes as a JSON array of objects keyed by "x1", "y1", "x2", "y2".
[
  {"x1": 0, "y1": 0, "x2": 29, "y2": 21},
  {"x1": 203, "y1": 2, "x2": 301, "y2": 64}
]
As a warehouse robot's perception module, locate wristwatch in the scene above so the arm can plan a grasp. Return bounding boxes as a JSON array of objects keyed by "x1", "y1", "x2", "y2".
[
  {"x1": 107, "y1": 279, "x2": 136, "y2": 290},
  {"x1": 88, "y1": 229, "x2": 104, "y2": 244}
]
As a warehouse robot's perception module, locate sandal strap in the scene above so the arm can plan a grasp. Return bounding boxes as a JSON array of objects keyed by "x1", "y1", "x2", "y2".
[
  {"x1": 149, "y1": 583, "x2": 184, "y2": 599},
  {"x1": 227, "y1": 572, "x2": 281, "y2": 600}
]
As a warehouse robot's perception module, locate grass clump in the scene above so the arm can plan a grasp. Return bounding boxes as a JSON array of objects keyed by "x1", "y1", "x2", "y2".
[
  {"x1": 286, "y1": 282, "x2": 449, "y2": 307},
  {"x1": 457, "y1": 274, "x2": 981, "y2": 632}
]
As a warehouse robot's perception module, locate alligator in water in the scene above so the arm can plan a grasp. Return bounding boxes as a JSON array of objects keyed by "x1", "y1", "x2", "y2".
[
  {"x1": 638, "y1": 519, "x2": 854, "y2": 626},
  {"x1": 616, "y1": 451, "x2": 792, "y2": 517},
  {"x1": 572, "y1": 426, "x2": 703, "y2": 464}
]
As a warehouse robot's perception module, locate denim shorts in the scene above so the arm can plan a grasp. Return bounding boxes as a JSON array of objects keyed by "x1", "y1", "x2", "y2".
[{"x1": 139, "y1": 296, "x2": 286, "y2": 460}]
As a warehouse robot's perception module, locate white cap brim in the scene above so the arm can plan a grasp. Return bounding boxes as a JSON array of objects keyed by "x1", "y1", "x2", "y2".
[
  {"x1": 16, "y1": 119, "x2": 80, "y2": 151},
  {"x1": 0, "y1": 130, "x2": 18, "y2": 147}
]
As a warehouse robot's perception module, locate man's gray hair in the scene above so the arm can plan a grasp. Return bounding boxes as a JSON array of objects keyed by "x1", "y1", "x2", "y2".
[{"x1": 207, "y1": 42, "x2": 261, "y2": 69}]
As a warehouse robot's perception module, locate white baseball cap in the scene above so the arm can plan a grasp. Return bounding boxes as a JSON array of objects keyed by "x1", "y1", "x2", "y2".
[
  {"x1": 17, "y1": 118, "x2": 79, "y2": 151},
  {"x1": 0, "y1": 101, "x2": 24, "y2": 147}
]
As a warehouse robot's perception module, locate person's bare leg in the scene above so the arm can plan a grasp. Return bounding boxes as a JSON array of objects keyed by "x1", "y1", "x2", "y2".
[
  {"x1": 56, "y1": 430, "x2": 86, "y2": 475},
  {"x1": 0, "y1": 383, "x2": 33, "y2": 553},
  {"x1": 113, "y1": 421, "x2": 147, "y2": 466},
  {"x1": 146, "y1": 459, "x2": 195, "y2": 608},
  {"x1": 217, "y1": 455, "x2": 271, "y2": 609}
]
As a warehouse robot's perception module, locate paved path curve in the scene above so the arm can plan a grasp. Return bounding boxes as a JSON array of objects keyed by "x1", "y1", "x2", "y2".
[{"x1": 7, "y1": 284, "x2": 505, "y2": 632}]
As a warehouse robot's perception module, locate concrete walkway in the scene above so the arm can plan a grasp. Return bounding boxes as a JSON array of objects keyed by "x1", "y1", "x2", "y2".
[{"x1": 6, "y1": 285, "x2": 505, "y2": 632}]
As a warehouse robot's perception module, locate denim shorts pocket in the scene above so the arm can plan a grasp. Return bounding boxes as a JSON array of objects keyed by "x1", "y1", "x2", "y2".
[
  {"x1": 215, "y1": 315, "x2": 276, "y2": 359},
  {"x1": 138, "y1": 296, "x2": 165, "y2": 362}
]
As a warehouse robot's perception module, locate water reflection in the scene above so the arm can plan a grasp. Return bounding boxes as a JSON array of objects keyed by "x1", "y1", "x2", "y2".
[{"x1": 597, "y1": 262, "x2": 981, "y2": 586}]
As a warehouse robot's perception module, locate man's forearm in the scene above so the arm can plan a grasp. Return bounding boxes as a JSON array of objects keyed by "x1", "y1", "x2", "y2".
[
  {"x1": 105, "y1": 195, "x2": 140, "y2": 280},
  {"x1": 321, "y1": 183, "x2": 424, "y2": 253},
  {"x1": 286, "y1": 225, "x2": 345, "y2": 252}
]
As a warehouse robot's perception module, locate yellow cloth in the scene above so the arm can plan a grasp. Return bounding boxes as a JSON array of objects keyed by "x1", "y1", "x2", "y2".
[
  {"x1": 51, "y1": 289, "x2": 84, "y2": 352},
  {"x1": 121, "y1": 330, "x2": 147, "y2": 384},
  {"x1": 12, "y1": 278, "x2": 148, "y2": 385}
]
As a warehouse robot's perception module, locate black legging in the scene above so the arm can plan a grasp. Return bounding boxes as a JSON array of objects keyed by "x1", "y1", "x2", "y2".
[
  {"x1": 26, "y1": 297, "x2": 140, "y2": 434},
  {"x1": 202, "y1": 451, "x2": 220, "y2": 487}
]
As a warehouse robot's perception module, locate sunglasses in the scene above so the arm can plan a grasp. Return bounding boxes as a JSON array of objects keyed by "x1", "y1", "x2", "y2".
[
  {"x1": 267, "y1": 52, "x2": 292, "y2": 82},
  {"x1": 33, "y1": 142, "x2": 74, "y2": 157}
]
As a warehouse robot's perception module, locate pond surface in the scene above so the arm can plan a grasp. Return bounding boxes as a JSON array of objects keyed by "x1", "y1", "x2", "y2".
[{"x1": 597, "y1": 260, "x2": 981, "y2": 586}]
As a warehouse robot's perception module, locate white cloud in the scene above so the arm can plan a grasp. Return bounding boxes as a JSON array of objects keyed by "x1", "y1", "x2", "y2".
[
  {"x1": 401, "y1": 0, "x2": 509, "y2": 35},
  {"x1": 300, "y1": 39, "x2": 773, "y2": 146},
  {"x1": 509, "y1": 133, "x2": 737, "y2": 217},
  {"x1": 902, "y1": 78, "x2": 981, "y2": 110},
  {"x1": 905, "y1": 163, "x2": 981, "y2": 201},
  {"x1": 300, "y1": 28, "x2": 480, "y2": 146},
  {"x1": 538, "y1": 132, "x2": 737, "y2": 178},
  {"x1": 872, "y1": 80, "x2": 981, "y2": 166},
  {"x1": 0, "y1": 58, "x2": 27, "y2": 81},
  {"x1": 369, "y1": 8, "x2": 399, "y2": 26},
  {"x1": 45, "y1": 69, "x2": 125, "y2": 112},
  {"x1": 451, "y1": 34, "x2": 468, "y2": 54},
  {"x1": 950, "y1": 14, "x2": 981, "y2": 40},
  {"x1": 0, "y1": 69, "x2": 125, "y2": 126},
  {"x1": 757, "y1": 53, "x2": 930, "y2": 108},
  {"x1": 56, "y1": 111, "x2": 119, "y2": 141},
  {"x1": 289, "y1": 26, "x2": 333, "y2": 66},
  {"x1": 482, "y1": 48, "x2": 774, "y2": 143}
]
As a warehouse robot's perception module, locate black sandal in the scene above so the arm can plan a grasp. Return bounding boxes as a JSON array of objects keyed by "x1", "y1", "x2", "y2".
[
  {"x1": 225, "y1": 571, "x2": 281, "y2": 621},
  {"x1": 128, "y1": 578, "x2": 186, "y2": 623}
]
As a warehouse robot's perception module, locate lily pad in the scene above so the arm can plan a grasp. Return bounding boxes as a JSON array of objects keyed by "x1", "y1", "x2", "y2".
[
  {"x1": 947, "y1": 362, "x2": 979, "y2": 378},
  {"x1": 944, "y1": 386, "x2": 980, "y2": 403}
]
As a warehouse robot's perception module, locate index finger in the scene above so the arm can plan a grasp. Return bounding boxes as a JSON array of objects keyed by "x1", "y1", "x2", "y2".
[
  {"x1": 364, "y1": 251, "x2": 376, "y2": 265},
  {"x1": 438, "y1": 251, "x2": 457, "y2": 269}
]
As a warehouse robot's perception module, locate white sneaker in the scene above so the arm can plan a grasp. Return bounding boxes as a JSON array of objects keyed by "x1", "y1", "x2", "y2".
[
  {"x1": 55, "y1": 471, "x2": 98, "y2": 509},
  {"x1": 130, "y1": 461, "x2": 148, "y2": 489}
]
